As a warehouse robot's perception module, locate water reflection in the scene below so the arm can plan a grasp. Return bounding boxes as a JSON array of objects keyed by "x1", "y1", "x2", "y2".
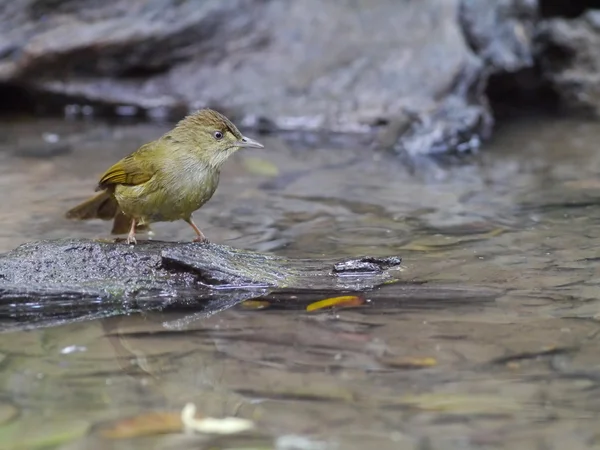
[{"x1": 1, "y1": 116, "x2": 600, "y2": 448}]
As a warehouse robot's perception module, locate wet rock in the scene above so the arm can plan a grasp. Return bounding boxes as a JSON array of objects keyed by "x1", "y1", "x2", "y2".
[
  {"x1": 536, "y1": 10, "x2": 600, "y2": 116},
  {"x1": 0, "y1": 239, "x2": 403, "y2": 304},
  {"x1": 395, "y1": 0, "x2": 539, "y2": 155},
  {"x1": 459, "y1": 0, "x2": 538, "y2": 73},
  {"x1": 0, "y1": 0, "x2": 537, "y2": 155},
  {"x1": 332, "y1": 256, "x2": 402, "y2": 274},
  {"x1": 394, "y1": 62, "x2": 494, "y2": 155}
]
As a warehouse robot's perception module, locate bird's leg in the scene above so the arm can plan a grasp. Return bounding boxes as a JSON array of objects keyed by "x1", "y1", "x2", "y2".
[
  {"x1": 126, "y1": 219, "x2": 137, "y2": 245},
  {"x1": 184, "y1": 218, "x2": 208, "y2": 243}
]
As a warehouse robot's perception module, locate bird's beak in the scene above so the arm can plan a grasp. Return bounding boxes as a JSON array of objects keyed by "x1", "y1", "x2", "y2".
[{"x1": 235, "y1": 135, "x2": 264, "y2": 149}]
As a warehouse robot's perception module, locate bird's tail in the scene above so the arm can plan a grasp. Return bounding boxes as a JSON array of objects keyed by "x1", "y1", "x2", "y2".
[
  {"x1": 65, "y1": 191, "x2": 149, "y2": 235},
  {"x1": 65, "y1": 191, "x2": 119, "y2": 221}
]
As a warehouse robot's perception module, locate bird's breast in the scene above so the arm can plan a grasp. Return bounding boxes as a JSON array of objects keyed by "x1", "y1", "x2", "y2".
[
  {"x1": 163, "y1": 161, "x2": 220, "y2": 212},
  {"x1": 116, "y1": 158, "x2": 221, "y2": 222}
]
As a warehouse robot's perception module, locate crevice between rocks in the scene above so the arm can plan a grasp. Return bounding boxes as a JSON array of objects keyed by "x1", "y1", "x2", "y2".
[
  {"x1": 0, "y1": 84, "x2": 37, "y2": 116},
  {"x1": 0, "y1": 82, "x2": 95, "y2": 117},
  {"x1": 539, "y1": 0, "x2": 600, "y2": 18},
  {"x1": 480, "y1": 0, "x2": 600, "y2": 130},
  {"x1": 485, "y1": 67, "x2": 561, "y2": 124}
]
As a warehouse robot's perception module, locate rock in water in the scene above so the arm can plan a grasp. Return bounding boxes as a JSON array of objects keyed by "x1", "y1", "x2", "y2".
[
  {"x1": 459, "y1": 0, "x2": 538, "y2": 72},
  {"x1": 0, "y1": 0, "x2": 537, "y2": 155},
  {"x1": 537, "y1": 10, "x2": 600, "y2": 116},
  {"x1": 0, "y1": 239, "x2": 508, "y2": 333},
  {"x1": 0, "y1": 239, "x2": 402, "y2": 302}
]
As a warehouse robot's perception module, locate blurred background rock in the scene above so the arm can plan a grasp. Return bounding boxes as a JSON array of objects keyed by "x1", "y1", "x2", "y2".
[{"x1": 2, "y1": 0, "x2": 596, "y2": 156}]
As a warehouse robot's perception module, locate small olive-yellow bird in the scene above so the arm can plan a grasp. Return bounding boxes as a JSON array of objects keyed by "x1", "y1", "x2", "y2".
[{"x1": 66, "y1": 108, "x2": 264, "y2": 244}]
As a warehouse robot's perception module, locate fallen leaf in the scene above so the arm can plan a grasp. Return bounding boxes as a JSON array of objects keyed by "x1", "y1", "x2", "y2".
[
  {"x1": 399, "y1": 228, "x2": 506, "y2": 252},
  {"x1": 564, "y1": 179, "x2": 600, "y2": 190},
  {"x1": 382, "y1": 356, "x2": 437, "y2": 369},
  {"x1": 0, "y1": 418, "x2": 89, "y2": 450},
  {"x1": 95, "y1": 412, "x2": 183, "y2": 439},
  {"x1": 243, "y1": 157, "x2": 279, "y2": 177},
  {"x1": 0, "y1": 401, "x2": 18, "y2": 426},
  {"x1": 240, "y1": 300, "x2": 271, "y2": 310},
  {"x1": 181, "y1": 403, "x2": 254, "y2": 435},
  {"x1": 481, "y1": 227, "x2": 506, "y2": 238},
  {"x1": 306, "y1": 295, "x2": 364, "y2": 312}
]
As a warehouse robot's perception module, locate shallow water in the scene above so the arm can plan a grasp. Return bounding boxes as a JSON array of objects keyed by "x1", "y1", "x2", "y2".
[{"x1": 1, "y1": 116, "x2": 600, "y2": 449}]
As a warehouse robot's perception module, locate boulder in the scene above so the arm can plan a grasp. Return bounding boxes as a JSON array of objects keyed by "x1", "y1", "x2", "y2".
[
  {"x1": 0, "y1": 0, "x2": 539, "y2": 155},
  {"x1": 0, "y1": 238, "x2": 402, "y2": 308},
  {"x1": 537, "y1": 10, "x2": 600, "y2": 116}
]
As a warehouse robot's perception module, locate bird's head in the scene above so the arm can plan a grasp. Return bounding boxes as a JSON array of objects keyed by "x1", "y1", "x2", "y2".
[{"x1": 168, "y1": 108, "x2": 264, "y2": 167}]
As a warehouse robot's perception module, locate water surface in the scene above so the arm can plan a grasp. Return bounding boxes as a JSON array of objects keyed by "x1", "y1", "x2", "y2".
[{"x1": 1, "y1": 117, "x2": 600, "y2": 449}]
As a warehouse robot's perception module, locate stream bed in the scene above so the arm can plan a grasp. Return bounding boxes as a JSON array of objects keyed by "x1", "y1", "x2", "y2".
[{"x1": 0, "y1": 116, "x2": 600, "y2": 449}]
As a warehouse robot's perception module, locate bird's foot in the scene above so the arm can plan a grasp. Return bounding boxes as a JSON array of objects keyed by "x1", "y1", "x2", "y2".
[
  {"x1": 126, "y1": 219, "x2": 138, "y2": 245},
  {"x1": 193, "y1": 235, "x2": 209, "y2": 244}
]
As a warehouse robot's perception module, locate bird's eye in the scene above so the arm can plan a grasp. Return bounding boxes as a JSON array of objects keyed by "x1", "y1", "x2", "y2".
[{"x1": 213, "y1": 131, "x2": 223, "y2": 140}]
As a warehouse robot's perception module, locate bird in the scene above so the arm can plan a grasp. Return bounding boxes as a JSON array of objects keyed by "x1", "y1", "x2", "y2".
[{"x1": 65, "y1": 108, "x2": 264, "y2": 244}]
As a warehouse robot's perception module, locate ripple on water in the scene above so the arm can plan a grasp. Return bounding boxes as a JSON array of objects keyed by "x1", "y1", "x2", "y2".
[{"x1": 2, "y1": 117, "x2": 600, "y2": 449}]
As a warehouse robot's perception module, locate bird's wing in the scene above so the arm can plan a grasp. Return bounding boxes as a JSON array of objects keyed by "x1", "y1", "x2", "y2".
[{"x1": 96, "y1": 143, "x2": 157, "y2": 191}]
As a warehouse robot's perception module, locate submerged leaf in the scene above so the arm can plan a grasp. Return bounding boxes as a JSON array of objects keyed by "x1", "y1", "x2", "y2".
[
  {"x1": 564, "y1": 179, "x2": 600, "y2": 190},
  {"x1": 95, "y1": 412, "x2": 183, "y2": 439},
  {"x1": 399, "y1": 228, "x2": 506, "y2": 252},
  {"x1": 181, "y1": 403, "x2": 254, "y2": 435},
  {"x1": 0, "y1": 401, "x2": 18, "y2": 426},
  {"x1": 0, "y1": 418, "x2": 89, "y2": 450},
  {"x1": 306, "y1": 295, "x2": 364, "y2": 312},
  {"x1": 240, "y1": 300, "x2": 271, "y2": 310},
  {"x1": 243, "y1": 157, "x2": 279, "y2": 177},
  {"x1": 382, "y1": 356, "x2": 437, "y2": 369}
]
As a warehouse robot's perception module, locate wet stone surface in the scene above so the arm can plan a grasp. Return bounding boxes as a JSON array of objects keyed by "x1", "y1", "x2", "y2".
[
  {"x1": 0, "y1": 239, "x2": 402, "y2": 294},
  {"x1": 537, "y1": 9, "x2": 600, "y2": 116}
]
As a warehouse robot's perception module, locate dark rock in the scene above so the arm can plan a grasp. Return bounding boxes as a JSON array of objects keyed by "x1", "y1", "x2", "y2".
[
  {"x1": 0, "y1": 239, "x2": 403, "y2": 303},
  {"x1": 536, "y1": 10, "x2": 600, "y2": 116},
  {"x1": 395, "y1": 0, "x2": 541, "y2": 156},
  {"x1": 394, "y1": 58, "x2": 494, "y2": 156},
  {"x1": 459, "y1": 0, "x2": 538, "y2": 73},
  {"x1": 332, "y1": 256, "x2": 403, "y2": 275},
  {"x1": 0, "y1": 238, "x2": 405, "y2": 331},
  {"x1": 0, "y1": 0, "x2": 537, "y2": 155},
  {"x1": 539, "y1": 0, "x2": 598, "y2": 19}
]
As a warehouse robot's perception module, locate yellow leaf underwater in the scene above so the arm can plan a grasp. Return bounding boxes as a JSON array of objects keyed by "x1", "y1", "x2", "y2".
[
  {"x1": 382, "y1": 356, "x2": 438, "y2": 369},
  {"x1": 240, "y1": 300, "x2": 271, "y2": 310},
  {"x1": 95, "y1": 412, "x2": 184, "y2": 439},
  {"x1": 306, "y1": 295, "x2": 364, "y2": 312},
  {"x1": 242, "y1": 157, "x2": 279, "y2": 177},
  {"x1": 0, "y1": 401, "x2": 18, "y2": 426}
]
